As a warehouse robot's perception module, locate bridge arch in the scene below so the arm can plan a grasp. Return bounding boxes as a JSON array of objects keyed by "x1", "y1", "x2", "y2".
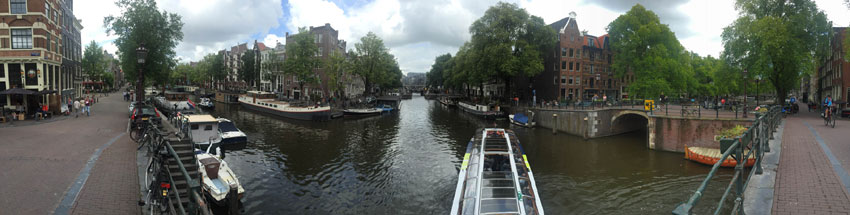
[{"x1": 610, "y1": 110, "x2": 654, "y2": 149}]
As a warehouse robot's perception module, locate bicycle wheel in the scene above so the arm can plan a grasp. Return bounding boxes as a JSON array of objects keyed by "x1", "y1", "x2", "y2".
[
  {"x1": 130, "y1": 128, "x2": 142, "y2": 142},
  {"x1": 831, "y1": 116, "x2": 836, "y2": 128}
]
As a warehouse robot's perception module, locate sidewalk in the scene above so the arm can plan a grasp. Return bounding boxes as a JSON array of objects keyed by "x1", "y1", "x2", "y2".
[
  {"x1": 772, "y1": 111, "x2": 850, "y2": 214},
  {"x1": 0, "y1": 90, "x2": 139, "y2": 214}
]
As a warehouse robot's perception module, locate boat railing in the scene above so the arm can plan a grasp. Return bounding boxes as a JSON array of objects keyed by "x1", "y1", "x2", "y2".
[{"x1": 673, "y1": 106, "x2": 781, "y2": 215}]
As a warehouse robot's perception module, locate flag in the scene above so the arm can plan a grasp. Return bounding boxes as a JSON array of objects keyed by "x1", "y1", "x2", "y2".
[{"x1": 187, "y1": 98, "x2": 196, "y2": 109}]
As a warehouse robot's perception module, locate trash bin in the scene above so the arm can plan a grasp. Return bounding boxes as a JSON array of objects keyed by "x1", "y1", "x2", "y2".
[{"x1": 199, "y1": 157, "x2": 221, "y2": 179}]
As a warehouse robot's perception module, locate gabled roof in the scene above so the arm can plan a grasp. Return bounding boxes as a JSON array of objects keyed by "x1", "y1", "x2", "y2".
[
  {"x1": 548, "y1": 17, "x2": 571, "y2": 32},
  {"x1": 255, "y1": 42, "x2": 268, "y2": 51}
]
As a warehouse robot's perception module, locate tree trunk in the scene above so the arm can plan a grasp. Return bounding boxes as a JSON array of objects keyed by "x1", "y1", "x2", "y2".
[{"x1": 776, "y1": 86, "x2": 787, "y2": 106}]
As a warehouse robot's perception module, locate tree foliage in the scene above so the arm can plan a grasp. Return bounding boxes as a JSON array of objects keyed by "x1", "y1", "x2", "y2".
[
  {"x1": 467, "y1": 2, "x2": 556, "y2": 97},
  {"x1": 608, "y1": 4, "x2": 689, "y2": 99},
  {"x1": 82, "y1": 40, "x2": 105, "y2": 81},
  {"x1": 324, "y1": 49, "x2": 349, "y2": 97},
  {"x1": 104, "y1": 0, "x2": 183, "y2": 87},
  {"x1": 283, "y1": 27, "x2": 321, "y2": 97},
  {"x1": 426, "y1": 53, "x2": 451, "y2": 88},
  {"x1": 349, "y1": 32, "x2": 401, "y2": 95},
  {"x1": 239, "y1": 50, "x2": 257, "y2": 87},
  {"x1": 721, "y1": 0, "x2": 831, "y2": 105}
]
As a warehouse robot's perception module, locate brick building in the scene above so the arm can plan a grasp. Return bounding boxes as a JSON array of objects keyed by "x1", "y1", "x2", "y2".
[
  {"x1": 0, "y1": 0, "x2": 80, "y2": 114},
  {"x1": 816, "y1": 27, "x2": 850, "y2": 109},
  {"x1": 515, "y1": 12, "x2": 632, "y2": 103},
  {"x1": 281, "y1": 23, "x2": 348, "y2": 100},
  {"x1": 59, "y1": 0, "x2": 81, "y2": 103}
]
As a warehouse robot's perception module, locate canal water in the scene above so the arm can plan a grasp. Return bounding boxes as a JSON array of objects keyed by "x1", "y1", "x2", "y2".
[{"x1": 204, "y1": 95, "x2": 734, "y2": 214}]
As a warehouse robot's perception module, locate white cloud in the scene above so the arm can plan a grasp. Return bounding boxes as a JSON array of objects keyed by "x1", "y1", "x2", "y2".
[{"x1": 263, "y1": 34, "x2": 286, "y2": 48}]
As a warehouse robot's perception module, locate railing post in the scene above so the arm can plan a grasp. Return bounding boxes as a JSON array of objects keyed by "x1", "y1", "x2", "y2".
[{"x1": 735, "y1": 137, "x2": 745, "y2": 215}]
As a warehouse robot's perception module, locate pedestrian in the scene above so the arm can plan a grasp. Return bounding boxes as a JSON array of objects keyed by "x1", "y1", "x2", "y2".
[
  {"x1": 73, "y1": 99, "x2": 81, "y2": 118},
  {"x1": 66, "y1": 98, "x2": 72, "y2": 115},
  {"x1": 85, "y1": 97, "x2": 91, "y2": 116}
]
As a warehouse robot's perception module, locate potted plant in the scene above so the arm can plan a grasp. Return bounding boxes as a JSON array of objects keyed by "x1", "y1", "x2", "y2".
[{"x1": 716, "y1": 125, "x2": 748, "y2": 154}]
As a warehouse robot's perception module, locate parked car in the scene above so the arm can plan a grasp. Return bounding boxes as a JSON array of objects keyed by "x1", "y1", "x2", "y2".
[{"x1": 130, "y1": 104, "x2": 161, "y2": 128}]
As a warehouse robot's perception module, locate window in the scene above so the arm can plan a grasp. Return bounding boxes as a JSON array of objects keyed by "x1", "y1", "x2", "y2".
[
  {"x1": 561, "y1": 61, "x2": 566, "y2": 70},
  {"x1": 319, "y1": 47, "x2": 323, "y2": 57},
  {"x1": 569, "y1": 77, "x2": 573, "y2": 84},
  {"x1": 569, "y1": 62, "x2": 573, "y2": 71},
  {"x1": 11, "y1": 0, "x2": 26, "y2": 14},
  {"x1": 561, "y1": 48, "x2": 566, "y2": 57},
  {"x1": 191, "y1": 124, "x2": 199, "y2": 130},
  {"x1": 45, "y1": 3, "x2": 50, "y2": 20},
  {"x1": 569, "y1": 48, "x2": 574, "y2": 57},
  {"x1": 12, "y1": 29, "x2": 33, "y2": 49},
  {"x1": 554, "y1": 76, "x2": 558, "y2": 85},
  {"x1": 561, "y1": 75, "x2": 566, "y2": 84},
  {"x1": 576, "y1": 62, "x2": 580, "y2": 72},
  {"x1": 47, "y1": 34, "x2": 51, "y2": 51},
  {"x1": 204, "y1": 125, "x2": 213, "y2": 131}
]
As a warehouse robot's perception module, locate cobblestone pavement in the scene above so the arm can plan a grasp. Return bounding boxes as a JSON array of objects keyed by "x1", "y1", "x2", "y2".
[
  {"x1": 0, "y1": 91, "x2": 138, "y2": 214},
  {"x1": 773, "y1": 110, "x2": 850, "y2": 214}
]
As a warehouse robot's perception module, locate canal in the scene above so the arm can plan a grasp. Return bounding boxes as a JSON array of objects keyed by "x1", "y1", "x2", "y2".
[{"x1": 204, "y1": 95, "x2": 733, "y2": 214}]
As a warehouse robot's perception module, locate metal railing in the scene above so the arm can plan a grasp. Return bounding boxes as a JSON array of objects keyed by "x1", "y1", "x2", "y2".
[{"x1": 672, "y1": 106, "x2": 781, "y2": 214}]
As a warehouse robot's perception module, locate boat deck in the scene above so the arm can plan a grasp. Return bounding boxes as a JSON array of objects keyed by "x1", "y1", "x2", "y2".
[{"x1": 451, "y1": 128, "x2": 544, "y2": 215}]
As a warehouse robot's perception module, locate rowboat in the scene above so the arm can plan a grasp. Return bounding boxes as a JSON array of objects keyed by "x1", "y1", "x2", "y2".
[
  {"x1": 509, "y1": 112, "x2": 535, "y2": 128},
  {"x1": 343, "y1": 108, "x2": 383, "y2": 116},
  {"x1": 196, "y1": 151, "x2": 245, "y2": 206},
  {"x1": 684, "y1": 146, "x2": 755, "y2": 167},
  {"x1": 450, "y1": 128, "x2": 544, "y2": 215}
]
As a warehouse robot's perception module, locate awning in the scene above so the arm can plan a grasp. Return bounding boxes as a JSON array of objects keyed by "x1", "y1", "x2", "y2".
[
  {"x1": 36, "y1": 90, "x2": 58, "y2": 95},
  {"x1": 0, "y1": 88, "x2": 35, "y2": 95}
]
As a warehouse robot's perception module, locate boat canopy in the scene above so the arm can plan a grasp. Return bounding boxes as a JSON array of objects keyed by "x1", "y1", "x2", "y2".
[
  {"x1": 513, "y1": 113, "x2": 529, "y2": 124},
  {"x1": 186, "y1": 115, "x2": 218, "y2": 123}
]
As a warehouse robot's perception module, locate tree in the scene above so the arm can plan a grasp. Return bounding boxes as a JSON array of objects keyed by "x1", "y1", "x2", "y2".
[
  {"x1": 82, "y1": 41, "x2": 105, "y2": 82},
  {"x1": 608, "y1": 4, "x2": 688, "y2": 99},
  {"x1": 104, "y1": 0, "x2": 183, "y2": 87},
  {"x1": 239, "y1": 51, "x2": 257, "y2": 88},
  {"x1": 324, "y1": 50, "x2": 349, "y2": 98},
  {"x1": 349, "y1": 32, "x2": 400, "y2": 96},
  {"x1": 467, "y1": 2, "x2": 557, "y2": 98},
  {"x1": 284, "y1": 27, "x2": 321, "y2": 99},
  {"x1": 721, "y1": 0, "x2": 831, "y2": 106},
  {"x1": 208, "y1": 53, "x2": 226, "y2": 88},
  {"x1": 426, "y1": 53, "x2": 451, "y2": 88}
]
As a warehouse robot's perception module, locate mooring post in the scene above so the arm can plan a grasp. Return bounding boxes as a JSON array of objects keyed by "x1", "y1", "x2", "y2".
[
  {"x1": 552, "y1": 114, "x2": 558, "y2": 134},
  {"x1": 228, "y1": 183, "x2": 240, "y2": 215}
]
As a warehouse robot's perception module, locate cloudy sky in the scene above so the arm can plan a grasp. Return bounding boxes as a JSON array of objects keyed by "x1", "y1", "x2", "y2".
[{"x1": 77, "y1": 0, "x2": 850, "y2": 75}]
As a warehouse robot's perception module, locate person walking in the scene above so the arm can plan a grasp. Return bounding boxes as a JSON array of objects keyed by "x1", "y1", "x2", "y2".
[
  {"x1": 66, "y1": 98, "x2": 73, "y2": 115},
  {"x1": 85, "y1": 97, "x2": 91, "y2": 116},
  {"x1": 73, "y1": 99, "x2": 81, "y2": 118}
]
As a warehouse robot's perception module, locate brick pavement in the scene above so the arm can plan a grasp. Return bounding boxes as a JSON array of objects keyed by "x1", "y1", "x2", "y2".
[
  {"x1": 69, "y1": 134, "x2": 140, "y2": 215},
  {"x1": 0, "y1": 90, "x2": 139, "y2": 214},
  {"x1": 772, "y1": 112, "x2": 850, "y2": 214}
]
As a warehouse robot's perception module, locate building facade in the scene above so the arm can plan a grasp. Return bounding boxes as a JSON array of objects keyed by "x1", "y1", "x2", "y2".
[
  {"x1": 816, "y1": 27, "x2": 850, "y2": 109},
  {"x1": 514, "y1": 12, "x2": 631, "y2": 103},
  {"x1": 281, "y1": 23, "x2": 347, "y2": 100},
  {"x1": 259, "y1": 41, "x2": 284, "y2": 93},
  {"x1": 0, "y1": 0, "x2": 71, "y2": 114},
  {"x1": 59, "y1": 0, "x2": 81, "y2": 103}
]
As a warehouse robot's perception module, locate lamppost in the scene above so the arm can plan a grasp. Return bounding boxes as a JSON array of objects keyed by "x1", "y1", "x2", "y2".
[
  {"x1": 743, "y1": 69, "x2": 748, "y2": 118},
  {"x1": 135, "y1": 43, "x2": 148, "y2": 104},
  {"x1": 756, "y1": 75, "x2": 761, "y2": 106}
]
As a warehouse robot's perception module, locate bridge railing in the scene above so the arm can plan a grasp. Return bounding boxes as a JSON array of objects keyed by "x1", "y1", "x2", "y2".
[{"x1": 672, "y1": 106, "x2": 781, "y2": 215}]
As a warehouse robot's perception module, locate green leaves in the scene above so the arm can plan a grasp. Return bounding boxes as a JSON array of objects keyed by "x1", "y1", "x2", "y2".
[
  {"x1": 608, "y1": 4, "x2": 689, "y2": 98},
  {"x1": 283, "y1": 27, "x2": 321, "y2": 94},
  {"x1": 426, "y1": 53, "x2": 451, "y2": 87},
  {"x1": 238, "y1": 50, "x2": 257, "y2": 86},
  {"x1": 82, "y1": 41, "x2": 105, "y2": 82},
  {"x1": 722, "y1": 0, "x2": 831, "y2": 105},
  {"x1": 104, "y1": 0, "x2": 183, "y2": 87},
  {"x1": 349, "y1": 32, "x2": 401, "y2": 95}
]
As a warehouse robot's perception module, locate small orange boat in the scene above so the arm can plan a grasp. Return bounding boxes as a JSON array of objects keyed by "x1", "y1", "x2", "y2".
[{"x1": 685, "y1": 146, "x2": 755, "y2": 167}]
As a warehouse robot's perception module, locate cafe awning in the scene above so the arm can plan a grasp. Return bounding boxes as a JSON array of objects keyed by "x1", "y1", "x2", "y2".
[{"x1": 0, "y1": 88, "x2": 35, "y2": 95}]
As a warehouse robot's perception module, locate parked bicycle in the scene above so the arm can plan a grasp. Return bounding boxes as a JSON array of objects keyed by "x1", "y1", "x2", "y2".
[{"x1": 138, "y1": 124, "x2": 172, "y2": 215}]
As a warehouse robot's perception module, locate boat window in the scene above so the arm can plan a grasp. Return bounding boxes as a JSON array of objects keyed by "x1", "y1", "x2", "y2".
[
  {"x1": 191, "y1": 124, "x2": 199, "y2": 130},
  {"x1": 204, "y1": 125, "x2": 213, "y2": 130},
  {"x1": 219, "y1": 122, "x2": 239, "y2": 132},
  {"x1": 479, "y1": 199, "x2": 519, "y2": 213},
  {"x1": 274, "y1": 105, "x2": 278, "y2": 108}
]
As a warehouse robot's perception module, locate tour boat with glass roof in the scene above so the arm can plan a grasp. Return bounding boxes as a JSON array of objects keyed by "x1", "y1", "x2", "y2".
[{"x1": 450, "y1": 128, "x2": 544, "y2": 215}]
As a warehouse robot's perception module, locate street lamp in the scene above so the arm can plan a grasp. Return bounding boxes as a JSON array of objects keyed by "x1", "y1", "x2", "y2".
[
  {"x1": 136, "y1": 43, "x2": 148, "y2": 104},
  {"x1": 756, "y1": 75, "x2": 761, "y2": 106},
  {"x1": 743, "y1": 69, "x2": 748, "y2": 118}
]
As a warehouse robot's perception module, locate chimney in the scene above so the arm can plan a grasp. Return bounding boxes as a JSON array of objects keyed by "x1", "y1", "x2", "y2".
[{"x1": 569, "y1": 11, "x2": 576, "y2": 19}]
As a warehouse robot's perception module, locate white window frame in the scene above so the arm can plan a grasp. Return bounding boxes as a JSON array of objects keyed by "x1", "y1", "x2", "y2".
[
  {"x1": 11, "y1": 28, "x2": 33, "y2": 50},
  {"x1": 10, "y1": 0, "x2": 27, "y2": 14}
]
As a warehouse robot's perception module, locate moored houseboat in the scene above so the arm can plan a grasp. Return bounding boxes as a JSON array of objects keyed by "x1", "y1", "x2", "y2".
[
  {"x1": 450, "y1": 128, "x2": 544, "y2": 215},
  {"x1": 685, "y1": 146, "x2": 756, "y2": 167},
  {"x1": 238, "y1": 91, "x2": 331, "y2": 121},
  {"x1": 217, "y1": 118, "x2": 247, "y2": 150},
  {"x1": 343, "y1": 108, "x2": 383, "y2": 117},
  {"x1": 178, "y1": 114, "x2": 223, "y2": 150},
  {"x1": 457, "y1": 101, "x2": 504, "y2": 119}
]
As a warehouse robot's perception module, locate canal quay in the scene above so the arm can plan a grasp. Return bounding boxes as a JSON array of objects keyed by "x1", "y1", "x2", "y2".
[{"x1": 2, "y1": 92, "x2": 850, "y2": 214}]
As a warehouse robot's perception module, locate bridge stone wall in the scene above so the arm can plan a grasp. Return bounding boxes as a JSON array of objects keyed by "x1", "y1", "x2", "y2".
[{"x1": 523, "y1": 107, "x2": 753, "y2": 152}]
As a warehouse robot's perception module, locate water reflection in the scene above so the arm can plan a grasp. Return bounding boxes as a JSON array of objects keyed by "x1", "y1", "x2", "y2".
[{"x1": 204, "y1": 95, "x2": 731, "y2": 214}]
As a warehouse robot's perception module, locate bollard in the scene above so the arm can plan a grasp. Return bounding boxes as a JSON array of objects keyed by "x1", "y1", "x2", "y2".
[
  {"x1": 552, "y1": 114, "x2": 558, "y2": 134},
  {"x1": 227, "y1": 183, "x2": 240, "y2": 215}
]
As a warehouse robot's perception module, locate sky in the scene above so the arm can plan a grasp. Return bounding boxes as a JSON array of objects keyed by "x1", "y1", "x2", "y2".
[{"x1": 76, "y1": 0, "x2": 850, "y2": 75}]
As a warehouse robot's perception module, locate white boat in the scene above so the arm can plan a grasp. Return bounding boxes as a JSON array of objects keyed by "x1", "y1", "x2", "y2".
[
  {"x1": 343, "y1": 108, "x2": 383, "y2": 116},
  {"x1": 238, "y1": 91, "x2": 331, "y2": 121},
  {"x1": 217, "y1": 118, "x2": 247, "y2": 150},
  {"x1": 199, "y1": 97, "x2": 215, "y2": 110},
  {"x1": 196, "y1": 151, "x2": 245, "y2": 206},
  {"x1": 509, "y1": 111, "x2": 535, "y2": 128},
  {"x1": 178, "y1": 114, "x2": 223, "y2": 150},
  {"x1": 450, "y1": 128, "x2": 544, "y2": 215}
]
